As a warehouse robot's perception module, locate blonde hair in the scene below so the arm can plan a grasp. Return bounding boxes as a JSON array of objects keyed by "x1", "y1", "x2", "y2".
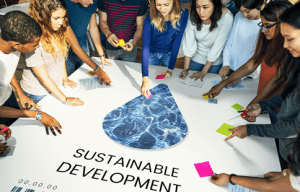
[
  {"x1": 28, "y1": 0, "x2": 69, "y2": 59},
  {"x1": 150, "y1": 0, "x2": 183, "y2": 32}
]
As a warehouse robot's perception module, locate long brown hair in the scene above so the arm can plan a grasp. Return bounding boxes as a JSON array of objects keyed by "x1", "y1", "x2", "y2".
[
  {"x1": 251, "y1": 1, "x2": 292, "y2": 68},
  {"x1": 150, "y1": 0, "x2": 183, "y2": 32},
  {"x1": 28, "y1": 0, "x2": 69, "y2": 59}
]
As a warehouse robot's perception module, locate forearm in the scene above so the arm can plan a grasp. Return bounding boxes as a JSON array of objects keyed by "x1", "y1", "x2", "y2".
[
  {"x1": 10, "y1": 75, "x2": 25, "y2": 97},
  {"x1": 231, "y1": 175, "x2": 296, "y2": 192},
  {"x1": 250, "y1": 74, "x2": 280, "y2": 104},
  {"x1": 221, "y1": 59, "x2": 259, "y2": 87},
  {"x1": 0, "y1": 106, "x2": 38, "y2": 118},
  {"x1": 40, "y1": 78, "x2": 67, "y2": 102},
  {"x1": 89, "y1": 14, "x2": 105, "y2": 56},
  {"x1": 183, "y1": 56, "x2": 191, "y2": 71},
  {"x1": 201, "y1": 61, "x2": 213, "y2": 73},
  {"x1": 99, "y1": 21, "x2": 112, "y2": 39},
  {"x1": 67, "y1": 26, "x2": 97, "y2": 70},
  {"x1": 132, "y1": 26, "x2": 143, "y2": 47}
]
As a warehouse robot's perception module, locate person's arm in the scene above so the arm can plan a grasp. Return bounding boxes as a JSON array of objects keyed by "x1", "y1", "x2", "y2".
[
  {"x1": 162, "y1": 9, "x2": 189, "y2": 79},
  {"x1": 250, "y1": 70, "x2": 283, "y2": 104},
  {"x1": 89, "y1": 13, "x2": 112, "y2": 68},
  {"x1": 0, "y1": 106, "x2": 62, "y2": 136},
  {"x1": 10, "y1": 75, "x2": 39, "y2": 109},
  {"x1": 98, "y1": 10, "x2": 119, "y2": 47},
  {"x1": 211, "y1": 173, "x2": 297, "y2": 192},
  {"x1": 141, "y1": 14, "x2": 151, "y2": 98},
  {"x1": 66, "y1": 26, "x2": 112, "y2": 85},
  {"x1": 31, "y1": 65, "x2": 84, "y2": 106}
]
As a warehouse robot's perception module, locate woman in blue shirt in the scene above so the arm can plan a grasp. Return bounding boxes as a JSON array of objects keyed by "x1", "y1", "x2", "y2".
[{"x1": 141, "y1": 0, "x2": 189, "y2": 98}]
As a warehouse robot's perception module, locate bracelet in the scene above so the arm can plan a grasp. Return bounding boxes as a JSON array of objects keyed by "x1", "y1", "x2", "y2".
[
  {"x1": 1, "y1": 127, "x2": 8, "y2": 133},
  {"x1": 229, "y1": 174, "x2": 237, "y2": 185},
  {"x1": 94, "y1": 65, "x2": 99, "y2": 72},
  {"x1": 282, "y1": 169, "x2": 288, "y2": 176},
  {"x1": 99, "y1": 54, "x2": 105, "y2": 58}
]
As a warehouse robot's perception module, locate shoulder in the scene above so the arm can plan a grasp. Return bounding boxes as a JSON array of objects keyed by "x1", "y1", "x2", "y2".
[{"x1": 221, "y1": 7, "x2": 232, "y2": 19}]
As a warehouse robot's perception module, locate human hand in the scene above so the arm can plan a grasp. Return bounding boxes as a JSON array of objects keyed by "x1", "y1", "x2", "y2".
[
  {"x1": 211, "y1": 173, "x2": 230, "y2": 186},
  {"x1": 107, "y1": 33, "x2": 119, "y2": 47},
  {"x1": 224, "y1": 125, "x2": 247, "y2": 141},
  {"x1": 0, "y1": 124, "x2": 11, "y2": 141},
  {"x1": 0, "y1": 142, "x2": 8, "y2": 155},
  {"x1": 161, "y1": 69, "x2": 173, "y2": 79},
  {"x1": 179, "y1": 70, "x2": 188, "y2": 79},
  {"x1": 243, "y1": 103, "x2": 261, "y2": 122},
  {"x1": 203, "y1": 83, "x2": 224, "y2": 99},
  {"x1": 64, "y1": 97, "x2": 84, "y2": 106},
  {"x1": 141, "y1": 77, "x2": 151, "y2": 98},
  {"x1": 63, "y1": 79, "x2": 77, "y2": 88},
  {"x1": 219, "y1": 66, "x2": 230, "y2": 81},
  {"x1": 226, "y1": 79, "x2": 240, "y2": 88},
  {"x1": 100, "y1": 57, "x2": 113, "y2": 69},
  {"x1": 264, "y1": 172, "x2": 284, "y2": 180},
  {"x1": 39, "y1": 112, "x2": 62, "y2": 136},
  {"x1": 95, "y1": 67, "x2": 112, "y2": 86},
  {"x1": 18, "y1": 93, "x2": 41, "y2": 110},
  {"x1": 190, "y1": 71, "x2": 206, "y2": 81},
  {"x1": 122, "y1": 42, "x2": 134, "y2": 52}
]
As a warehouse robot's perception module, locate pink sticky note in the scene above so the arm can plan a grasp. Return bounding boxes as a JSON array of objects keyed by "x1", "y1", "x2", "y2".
[
  {"x1": 147, "y1": 94, "x2": 153, "y2": 98},
  {"x1": 194, "y1": 161, "x2": 214, "y2": 178},
  {"x1": 156, "y1": 75, "x2": 165, "y2": 79}
]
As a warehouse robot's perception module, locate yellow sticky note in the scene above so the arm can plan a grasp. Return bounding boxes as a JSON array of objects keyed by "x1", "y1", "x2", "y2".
[
  {"x1": 117, "y1": 39, "x2": 126, "y2": 47},
  {"x1": 88, "y1": 70, "x2": 96, "y2": 76},
  {"x1": 203, "y1": 93, "x2": 209, "y2": 100}
]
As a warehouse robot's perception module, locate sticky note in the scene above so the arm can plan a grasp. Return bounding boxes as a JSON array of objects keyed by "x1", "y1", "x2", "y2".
[
  {"x1": 208, "y1": 98, "x2": 217, "y2": 104},
  {"x1": 232, "y1": 103, "x2": 244, "y2": 111},
  {"x1": 156, "y1": 75, "x2": 165, "y2": 79},
  {"x1": 203, "y1": 93, "x2": 209, "y2": 100},
  {"x1": 88, "y1": 70, "x2": 96, "y2": 76},
  {"x1": 194, "y1": 161, "x2": 214, "y2": 178},
  {"x1": 216, "y1": 123, "x2": 235, "y2": 136},
  {"x1": 117, "y1": 39, "x2": 126, "y2": 47}
]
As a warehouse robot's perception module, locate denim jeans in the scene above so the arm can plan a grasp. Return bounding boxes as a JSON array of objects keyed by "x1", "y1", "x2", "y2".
[
  {"x1": 106, "y1": 46, "x2": 137, "y2": 62},
  {"x1": 66, "y1": 42, "x2": 90, "y2": 76},
  {"x1": 189, "y1": 60, "x2": 222, "y2": 74},
  {"x1": 23, "y1": 90, "x2": 46, "y2": 104},
  {"x1": 149, "y1": 52, "x2": 171, "y2": 67},
  {"x1": 0, "y1": 92, "x2": 20, "y2": 126}
]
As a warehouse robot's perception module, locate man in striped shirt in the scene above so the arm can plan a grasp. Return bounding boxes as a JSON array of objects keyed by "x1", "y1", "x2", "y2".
[{"x1": 98, "y1": 0, "x2": 148, "y2": 62}]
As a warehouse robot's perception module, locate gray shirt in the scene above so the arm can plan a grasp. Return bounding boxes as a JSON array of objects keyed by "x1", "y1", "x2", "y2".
[{"x1": 20, "y1": 42, "x2": 65, "y2": 95}]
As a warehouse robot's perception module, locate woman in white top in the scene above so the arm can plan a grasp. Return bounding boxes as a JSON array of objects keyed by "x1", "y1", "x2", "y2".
[
  {"x1": 219, "y1": 0, "x2": 263, "y2": 81},
  {"x1": 180, "y1": 0, "x2": 233, "y2": 81},
  {"x1": 20, "y1": 0, "x2": 84, "y2": 106}
]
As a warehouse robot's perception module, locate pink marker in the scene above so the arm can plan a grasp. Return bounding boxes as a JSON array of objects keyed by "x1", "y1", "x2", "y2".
[
  {"x1": 1, "y1": 127, "x2": 8, "y2": 133},
  {"x1": 148, "y1": 94, "x2": 153, "y2": 98}
]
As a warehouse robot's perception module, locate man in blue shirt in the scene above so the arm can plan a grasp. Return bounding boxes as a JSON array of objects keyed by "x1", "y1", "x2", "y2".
[{"x1": 65, "y1": 0, "x2": 112, "y2": 85}]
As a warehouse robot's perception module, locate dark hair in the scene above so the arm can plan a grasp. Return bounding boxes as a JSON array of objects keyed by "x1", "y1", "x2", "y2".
[
  {"x1": 277, "y1": 2, "x2": 300, "y2": 100},
  {"x1": 287, "y1": 131, "x2": 300, "y2": 176},
  {"x1": 0, "y1": 11, "x2": 42, "y2": 44},
  {"x1": 190, "y1": 0, "x2": 223, "y2": 32},
  {"x1": 234, "y1": 0, "x2": 265, "y2": 11},
  {"x1": 251, "y1": 0, "x2": 292, "y2": 68}
]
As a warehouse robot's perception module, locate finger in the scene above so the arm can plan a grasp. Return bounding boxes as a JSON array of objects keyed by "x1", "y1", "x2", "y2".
[
  {"x1": 200, "y1": 76, "x2": 203, "y2": 82},
  {"x1": 45, "y1": 125, "x2": 49, "y2": 135},
  {"x1": 53, "y1": 124, "x2": 62, "y2": 134},
  {"x1": 221, "y1": 75, "x2": 226, "y2": 81},
  {"x1": 161, "y1": 71, "x2": 166, "y2": 76},
  {"x1": 102, "y1": 63, "x2": 105, "y2": 69},
  {"x1": 99, "y1": 78, "x2": 103, "y2": 85},
  {"x1": 50, "y1": 126, "x2": 56, "y2": 136},
  {"x1": 228, "y1": 128, "x2": 237, "y2": 132},
  {"x1": 224, "y1": 132, "x2": 237, "y2": 141}
]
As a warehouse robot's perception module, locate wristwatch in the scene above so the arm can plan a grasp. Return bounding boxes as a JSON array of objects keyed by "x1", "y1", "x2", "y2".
[
  {"x1": 35, "y1": 111, "x2": 43, "y2": 121},
  {"x1": 229, "y1": 174, "x2": 237, "y2": 185}
]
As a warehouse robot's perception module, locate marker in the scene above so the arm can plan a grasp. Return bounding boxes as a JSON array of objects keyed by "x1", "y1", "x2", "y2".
[{"x1": 1, "y1": 127, "x2": 8, "y2": 133}]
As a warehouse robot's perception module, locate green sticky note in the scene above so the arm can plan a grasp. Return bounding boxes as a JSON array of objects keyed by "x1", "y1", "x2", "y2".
[
  {"x1": 203, "y1": 93, "x2": 209, "y2": 100},
  {"x1": 232, "y1": 103, "x2": 244, "y2": 111},
  {"x1": 216, "y1": 123, "x2": 235, "y2": 136}
]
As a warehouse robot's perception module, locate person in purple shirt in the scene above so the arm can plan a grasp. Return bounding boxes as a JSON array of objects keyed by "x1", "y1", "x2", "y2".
[
  {"x1": 141, "y1": 0, "x2": 189, "y2": 98},
  {"x1": 98, "y1": 0, "x2": 148, "y2": 62}
]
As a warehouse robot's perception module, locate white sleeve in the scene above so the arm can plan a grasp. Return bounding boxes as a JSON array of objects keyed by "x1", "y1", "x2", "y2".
[
  {"x1": 182, "y1": 17, "x2": 197, "y2": 58},
  {"x1": 222, "y1": 12, "x2": 240, "y2": 67},
  {"x1": 207, "y1": 12, "x2": 233, "y2": 62}
]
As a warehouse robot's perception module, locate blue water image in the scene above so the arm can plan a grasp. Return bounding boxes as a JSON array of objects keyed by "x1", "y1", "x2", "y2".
[{"x1": 102, "y1": 84, "x2": 188, "y2": 149}]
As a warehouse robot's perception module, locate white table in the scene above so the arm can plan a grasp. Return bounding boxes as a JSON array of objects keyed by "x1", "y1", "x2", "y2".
[{"x1": 0, "y1": 59, "x2": 281, "y2": 192}]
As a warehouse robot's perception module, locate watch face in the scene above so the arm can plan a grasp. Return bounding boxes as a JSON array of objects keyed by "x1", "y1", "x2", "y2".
[{"x1": 36, "y1": 112, "x2": 43, "y2": 121}]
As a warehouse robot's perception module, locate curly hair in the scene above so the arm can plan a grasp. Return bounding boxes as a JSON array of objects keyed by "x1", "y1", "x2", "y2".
[
  {"x1": 28, "y1": 0, "x2": 69, "y2": 59},
  {"x1": 1, "y1": 11, "x2": 42, "y2": 44},
  {"x1": 190, "y1": 0, "x2": 223, "y2": 32},
  {"x1": 150, "y1": 0, "x2": 183, "y2": 32}
]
